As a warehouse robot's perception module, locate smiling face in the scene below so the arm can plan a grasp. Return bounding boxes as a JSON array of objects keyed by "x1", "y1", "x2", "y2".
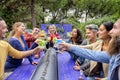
[
  {"x1": 108, "y1": 20, "x2": 120, "y2": 55},
  {"x1": 109, "y1": 20, "x2": 120, "y2": 37},
  {"x1": 98, "y1": 24, "x2": 110, "y2": 40},
  {"x1": 0, "y1": 20, "x2": 8, "y2": 39},
  {"x1": 14, "y1": 23, "x2": 26, "y2": 35},
  {"x1": 48, "y1": 25, "x2": 56, "y2": 34},
  {"x1": 71, "y1": 28, "x2": 77, "y2": 38},
  {"x1": 32, "y1": 27, "x2": 40, "y2": 35},
  {"x1": 85, "y1": 29, "x2": 97, "y2": 41}
]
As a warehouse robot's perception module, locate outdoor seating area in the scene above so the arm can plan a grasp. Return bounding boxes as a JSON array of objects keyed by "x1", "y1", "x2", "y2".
[
  {"x1": 1, "y1": 1, "x2": 120, "y2": 79},
  {"x1": 5, "y1": 52, "x2": 44, "y2": 80},
  {"x1": 5, "y1": 48, "x2": 86, "y2": 80}
]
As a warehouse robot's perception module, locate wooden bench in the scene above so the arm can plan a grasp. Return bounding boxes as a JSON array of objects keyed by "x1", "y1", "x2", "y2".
[{"x1": 5, "y1": 51, "x2": 44, "y2": 80}]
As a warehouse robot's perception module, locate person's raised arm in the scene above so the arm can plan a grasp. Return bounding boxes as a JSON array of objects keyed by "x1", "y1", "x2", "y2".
[
  {"x1": 59, "y1": 42, "x2": 110, "y2": 63},
  {"x1": 70, "y1": 45, "x2": 110, "y2": 63},
  {"x1": 8, "y1": 43, "x2": 43, "y2": 59},
  {"x1": 22, "y1": 46, "x2": 42, "y2": 58}
]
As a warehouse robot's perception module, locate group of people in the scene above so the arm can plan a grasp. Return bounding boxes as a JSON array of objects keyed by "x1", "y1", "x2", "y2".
[
  {"x1": 0, "y1": 18, "x2": 44, "y2": 80},
  {"x1": 59, "y1": 19, "x2": 120, "y2": 80},
  {"x1": 0, "y1": 17, "x2": 61, "y2": 80},
  {"x1": 0, "y1": 16, "x2": 120, "y2": 80}
]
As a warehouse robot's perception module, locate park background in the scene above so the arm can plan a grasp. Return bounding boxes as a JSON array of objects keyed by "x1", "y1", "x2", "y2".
[{"x1": 0, "y1": 0, "x2": 120, "y2": 37}]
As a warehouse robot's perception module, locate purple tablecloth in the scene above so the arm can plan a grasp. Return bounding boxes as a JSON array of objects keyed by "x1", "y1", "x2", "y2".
[
  {"x1": 57, "y1": 51, "x2": 86, "y2": 80},
  {"x1": 6, "y1": 51, "x2": 44, "y2": 80}
]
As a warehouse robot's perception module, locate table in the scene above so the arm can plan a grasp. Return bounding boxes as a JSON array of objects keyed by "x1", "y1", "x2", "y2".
[
  {"x1": 57, "y1": 51, "x2": 86, "y2": 80},
  {"x1": 31, "y1": 48, "x2": 58, "y2": 80},
  {"x1": 6, "y1": 51, "x2": 44, "y2": 80},
  {"x1": 30, "y1": 49, "x2": 86, "y2": 80}
]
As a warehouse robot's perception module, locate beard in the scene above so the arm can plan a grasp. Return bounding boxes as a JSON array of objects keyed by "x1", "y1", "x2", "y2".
[{"x1": 108, "y1": 35, "x2": 120, "y2": 55}]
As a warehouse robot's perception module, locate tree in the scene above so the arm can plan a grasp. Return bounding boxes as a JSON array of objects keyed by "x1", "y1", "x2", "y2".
[{"x1": 31, "y1": 0, "x2": 36, "y2": 27}]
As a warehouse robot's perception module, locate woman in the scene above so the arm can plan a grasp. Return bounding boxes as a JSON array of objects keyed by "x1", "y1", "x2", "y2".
[
  {"x1": 60, "y1": 20, "x2": 120, "y2": 80},
  {"x1": 46, "y1": 25, "x2": 60, "y2": 48},
  {"x1": 68, "y1": 28, "x2": 83, "y2": 45},
  {"x1": 5, "y1": 22, "x2": 38, "y2": 71},
  {"x1": 67, "y1": 28, "x2": 85, "y2": 65}
]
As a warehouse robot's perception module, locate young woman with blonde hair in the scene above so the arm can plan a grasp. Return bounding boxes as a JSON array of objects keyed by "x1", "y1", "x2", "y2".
[{"x1": 5, "y1": 22, "x2": 39, "y2": 71}]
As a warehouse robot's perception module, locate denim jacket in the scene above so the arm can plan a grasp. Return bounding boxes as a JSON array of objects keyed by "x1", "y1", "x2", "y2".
[
  {"x1": 67, "y1": 38, "x2": 85, "y2": 65},
  {"x1": 69, "y1": 45, "x2": 120, "y2": 80}
]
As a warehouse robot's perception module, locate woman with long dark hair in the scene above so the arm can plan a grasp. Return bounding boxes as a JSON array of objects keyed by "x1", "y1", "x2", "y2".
[
  {"x1": 67, "y1": 28, "x2": 85, "y2": 65},
  {"x1": 68, "y1": 28, "x2": 83, "y2": 45}
]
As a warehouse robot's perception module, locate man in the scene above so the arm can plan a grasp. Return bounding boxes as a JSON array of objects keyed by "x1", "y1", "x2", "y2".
[
  {"x1": 109, "y1": 19, "x2": 120, "y2": 37},
  {"x1": 0, "y1": 17, "x2": 43, "y2": 80},
  {"x1": 24, "y1": 26, "x2": 40, "y2": 48},
  {"x1": 24, "y1": 26, "x2": 41, "y2": 58},
  {"x1": 74, "y1": 24, "x2": 99, "y2": 75},
  {"x1": 82, "y1": 24, "x2": 98, "y2": 44}
]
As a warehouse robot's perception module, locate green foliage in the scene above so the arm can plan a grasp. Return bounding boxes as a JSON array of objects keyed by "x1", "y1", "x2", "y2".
[
  {"x1": 1, "y1": 8, "x2": 14, "y2": 30},
  {"x1": 0, "y1": 0, "x2": 120, "y2": 31},
  {"x1": 0, "y1": 0, "x2": 31, "y2": 29},
  {"x1": 66, "y1": 15, "x2": 118, "y2": 38}
]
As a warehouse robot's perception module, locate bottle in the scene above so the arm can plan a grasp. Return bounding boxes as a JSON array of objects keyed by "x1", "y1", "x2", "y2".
[
  {"x1": 78, "y1": 70, "x2": 84, "y2": 80},
  {"x1": 54, "y1": 39, "x2": 64, "y2": 53}
]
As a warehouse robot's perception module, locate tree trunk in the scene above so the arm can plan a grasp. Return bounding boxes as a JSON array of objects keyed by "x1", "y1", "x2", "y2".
[
  {"x1": 85, "y1": 11, "x2": 88, "y2": 22},
  {"x1": 31, "y1": 0, "x2": 36, "y2": 28},
  {"x1": 41, "y1": 6, "x2": 45, "y2": 23}
]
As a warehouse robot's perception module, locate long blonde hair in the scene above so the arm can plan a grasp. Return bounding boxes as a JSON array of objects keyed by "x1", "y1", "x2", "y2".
[{"x1": 8, "y1": 22, "x2": 23, "y2": 40}]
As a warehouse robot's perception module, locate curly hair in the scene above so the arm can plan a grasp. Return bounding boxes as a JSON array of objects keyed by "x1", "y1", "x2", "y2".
[{"x1": 71, "y1": 28, "x2": 83, "y2": 44}]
